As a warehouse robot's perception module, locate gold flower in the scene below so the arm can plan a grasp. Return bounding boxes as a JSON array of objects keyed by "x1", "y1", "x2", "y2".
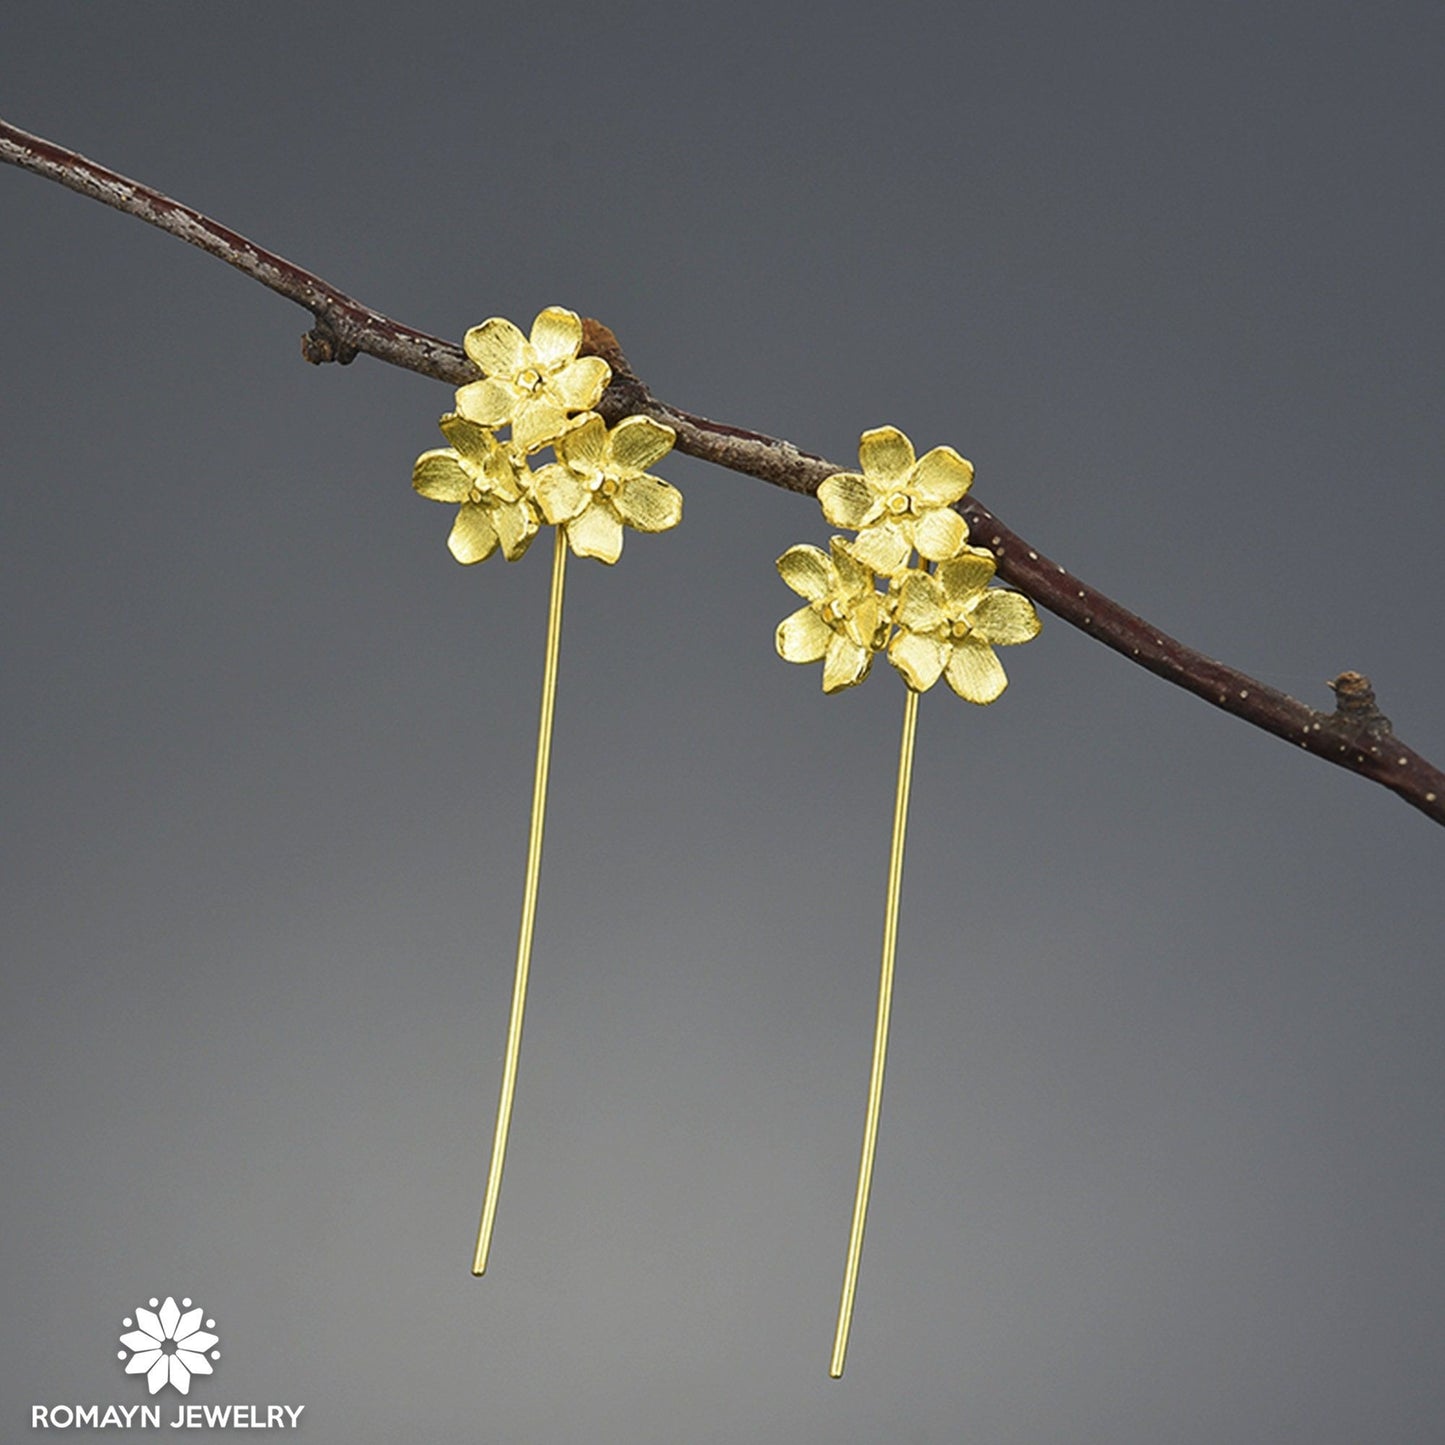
[
  {"x1": 776, "y1": 537, "x2": 891, "y2": 693},
  {"x1": 886, "y1": 547, "x2": 1041, "y2": 702},
  {"x1": 817, "y1": 425, "x2": 974, "y2": 576},
  {"x1": 412, "y1": 413, "x2": 539, "y2": 564},
  {"x1": 454, "y1": 306, "x2": 612, "y2": 454},
  {"x1": 530, "y1": 414, "x2": 681, "y2": 564}
]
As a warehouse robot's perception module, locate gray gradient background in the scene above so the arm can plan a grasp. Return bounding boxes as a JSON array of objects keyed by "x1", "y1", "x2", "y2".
[{"x1": 3, "y1": 5, "x2": 1442, "y2": 1442}]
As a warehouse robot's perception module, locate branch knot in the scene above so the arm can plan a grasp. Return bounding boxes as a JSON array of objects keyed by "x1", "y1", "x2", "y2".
[
  {"x1": 301, "y1": 316, "x2": 358, "y2": 366},
  {"x1": 1328, "y1": 671, "x2": 1393, "y2": 736}
]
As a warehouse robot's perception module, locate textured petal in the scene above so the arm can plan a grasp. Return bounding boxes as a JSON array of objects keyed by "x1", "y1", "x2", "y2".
[
  {"x1": 936, "y1": 548, "x2": 998, "y2": 605},
  {"x1": 438, "y1": 412, "x2": 496, "y2": 465},
  {"x1": 550, "y1": 355, "x2": 611, "y2": 411},
  {"x1": 945, "y1": 638, "x2": 1009, "y2": 703},
  {"x1": 888, "y1": 630, "x2": 946, "y2": 691},
  {"x1": 478, "y1": 441, "x2": 526, "y2": 502},
  {"x1": 616, "y1": 474, "x2": 683, "y2": 532},
  {"x1": 777, "y1": 544, "x2": 833, "y2": 601},
  {"x1": 464, "y1": 317, "x2": 529, "y2": 377},
  {"x1": 532, "y1": 463, "x2": 587, "y2": 524},
  {"x1": 513, "y1": 397, "x2": 573, "y2": 453},
  {"x1": 776, "y1": 605, "x2": 832, "y2": 663},
  {"x1": 858, "y1": 425, "x2": 915, "y2": 483},
  {"x1": 412, "y1": 450, "x2": 473, "y2": 503},
  {"x1": 894, "y1": 571, "x2": 945, "y2": 633},
  {"x1": 818, "y1": 472, "x2": 874, "y2": 529},
  {"x1": 528, "y1": 307, "x2": 583, "y2": 366},
  {"x1": 829, "y1": 536, "x2": 875, "y2": 593},
  {"x1": 494, "y1": 499, "x2": 538, "y2": 561},
  {"x1": 850, "y1": 522, "x2": 912, "y2": 576},
  {"x1": 914, "y1": 506, "x2": 969, "y2": 561},
  {"x1": 822, "y1": 634, "x2": 872, "y2": 692},
  {"x1": 969, "y1": 589, "x2": 1042, "y2": 645},
  {"x1": 566, "y1": 502, "x2": 624, "y2": 563},
  {"x1": 912, "y1": 446, "x2": 974, "y2": 505},
  {"x1": 850, "y1": 591, "x2": 886, "y2": 649},
  {"x1": 609, "y1": 415, "x2": 675, "y2": 473},
  {"x1": 557, "y1": 413, "x2": 607, "y2": 470},
  {"x1": 447, "y1": 503, "x2": 499, "y2": 564},
  {"x1": 454, "y1": 377, "x2": 517, "y2": 427}
]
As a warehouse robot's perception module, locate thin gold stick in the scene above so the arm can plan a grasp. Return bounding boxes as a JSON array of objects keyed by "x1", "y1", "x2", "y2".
[
  {"x1": 473, "y1": 526, "x2": 568, "y2": 1276},
  {"x1": 830, "y1": 684, "x2": 920, "y2": 1376}
]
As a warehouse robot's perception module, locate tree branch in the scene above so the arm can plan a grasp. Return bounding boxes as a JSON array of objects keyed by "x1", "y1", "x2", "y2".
[{"x1": 4, "y1": 116, "x2": 1442, "y2": 827}]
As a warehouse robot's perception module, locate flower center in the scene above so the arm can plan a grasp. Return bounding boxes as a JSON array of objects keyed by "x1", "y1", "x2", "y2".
[
  {"x1": 467, "y1": 485, "x2": 487, "y2": 505},
  {"x1": 885, "y1": 490, "x2": 912, "y2": 517},
  {"x1": 949, "y1": 618, "x2": 972, "y2": 640},
  {"x1": 517, "y1": 367, "x2": 545, "y2": 395},
  {"x1": 819, "y1": 598, "x2": 848, "y2": 625}
]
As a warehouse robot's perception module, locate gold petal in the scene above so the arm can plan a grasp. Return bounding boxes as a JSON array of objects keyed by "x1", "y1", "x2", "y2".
[
  {"x1": 829, "y1": 536, "x2": 876, "y2": 593},
  {"x1": 858, "y1": 425, "x2": 915, "y2": 484},
  {"x1": 615, "y1": 474, "x2": 683, "y2": 533},
  {"x1": 528, "y1": 306, "x2": 583, "y2": 367},
  {"x1": 447, "y1": 502, "x2": 500, "y2": 564},
  {"x1": 914, "y1": 506, "x2": 969, "y2": 562},
  {"x1": 532, "y1": 463, "x2": 587, "y2": 524},
  {"x1": 894, "y1": 571, "x2": 945, "y2": 633},
  {"x1": 850, "y1": 522, "x2": 912, "y2": 577},
  {"x1": 558, "y1": 412, "x2": 607, "y2": 470},
  {"x1": 566, "y1": 501, "x2": 624, "y2": 563},
  {"x1": 464, "y1": 318, "x2": 530, "y2": 378},
  {"x1": 888, "y1": 631, "x2": 945, "y2": 692},
  {"x1": 438, "y1": 412, "x2": 496, "y2": 465},
  {"x1": 970, "y1": 589, "x2": 1042, "y2": 645},
  {"x1": 945, "y1": 638, "x2": 1009, "y2": 703},
  {"x1": 777, "y1": 544, "x2": 833, "y2": 601},
  {"x1": 822, "y1": 634, "x2": 872, "y2": 693},
  {"x1": 936, "y1": 548, "x2": 998, "y2": 605},
  {"x1": 513, "y1": 397, "x2": 573, "y2": 454},
  {"x1": 479, "y1": 440, "x2": 526, "y2": 502},
  {"x1": 412, "y1": 450, "x2": 472, "y2": 503},
  {"x1": 609, "y1": 415, "x2": 675, "y2": 473},
  {"x1": 551, "y1": 356, "x2": 611, "y2": 412},
  {"x1": 818, "y1": 472, "x2": 874, "y2": 529},
  {"x1": 843, "y1": 591, "x2": 884, "y2": 650},
  {"x1": 912, "y1": 446, "x2": 975, "y2": 506},
  {"x1": 494, "y1": 498, "x2": 538, "y2": 561},
  {"x1": 454, "y1": 377, "x2": 517, "y2": 427},
  {"x1": 776, "y1": 605, "x2": 832, "y2": 663}
]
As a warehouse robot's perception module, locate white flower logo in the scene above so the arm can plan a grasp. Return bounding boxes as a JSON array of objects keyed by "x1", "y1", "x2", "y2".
[{"x1": 117, "y1": 1296, "x2": 220, "y2": 1396}]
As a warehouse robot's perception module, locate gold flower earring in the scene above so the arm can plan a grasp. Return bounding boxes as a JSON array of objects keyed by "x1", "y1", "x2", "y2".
[
  {"x1": 774, "y1": 426, "x2": 1041, "y2": 1375},
  {"x1": 411, "y1": 307, "x2": 682, "y2": 1275}
]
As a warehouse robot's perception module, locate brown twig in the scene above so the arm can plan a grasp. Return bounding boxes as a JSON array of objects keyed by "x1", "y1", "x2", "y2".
[{"x1": 3, "y1": 116, "x2": 1442, "y2": 827}]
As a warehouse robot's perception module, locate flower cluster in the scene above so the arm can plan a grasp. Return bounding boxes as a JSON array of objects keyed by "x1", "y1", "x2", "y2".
[
  {"x1": 776, "y1": 426, "x2": 1040, "y2": 702},
  {"x1": 412, "y1": 307, "x2": 681, "y2": 565}
]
